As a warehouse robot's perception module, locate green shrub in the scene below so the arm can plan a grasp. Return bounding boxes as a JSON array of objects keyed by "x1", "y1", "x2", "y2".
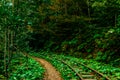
[{"x1": 9, "y1": 56, "x2": 45, "y2": 80}]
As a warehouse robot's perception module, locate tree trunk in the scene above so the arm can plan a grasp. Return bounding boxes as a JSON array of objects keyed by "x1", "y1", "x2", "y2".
[
  {"x1": 87, "y1": 0, "x2": 91, "y2": 23},
  {"x1": 7, "y1": 29, "x2": 10, "y2": 78},
  {"x1": 115, "y1": 13, "x2": 117, "y2": 27},
  {"x1": 64, "y1": 0, "x2": 67, "y2": 15},
  {"x1": 4, "y1": 29, "x2": 7, "y2": 79}
]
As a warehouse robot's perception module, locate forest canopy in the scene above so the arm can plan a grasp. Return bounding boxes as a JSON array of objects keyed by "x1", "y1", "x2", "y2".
[{"x1": 0, "y1": 0, "x2": 120, "y2": 62}]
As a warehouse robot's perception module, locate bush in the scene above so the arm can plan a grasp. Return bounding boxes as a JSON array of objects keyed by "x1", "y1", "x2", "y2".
[{"x1": 9, "y1": 55, "x2": 45, "y2": 80}]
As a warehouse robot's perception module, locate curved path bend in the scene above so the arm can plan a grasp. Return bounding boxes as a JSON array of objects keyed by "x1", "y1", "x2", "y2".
[{"x1": 33, "y1": 57, "x2": 63, "y2": 80}]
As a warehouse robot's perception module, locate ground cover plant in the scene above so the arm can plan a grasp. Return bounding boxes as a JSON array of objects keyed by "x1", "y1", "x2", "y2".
[
  {"x1": 1, "y1": 0, "x2": 120, "y2": 79},
  {"x1": 59, "y1": 55, "x2": 120, "y2": 80},
  {"x1": 0, "y1": 52, "x2": 5, "y2": 79},
  {"x1": 30, "y1": 51, "x2": 120, "y2": 80},
  {"x1": 9, "y1": 53, "x2": 45, "y2": 80},
  {"x1": 30, "y1": 52, "x2": 79, "y2": 80}
]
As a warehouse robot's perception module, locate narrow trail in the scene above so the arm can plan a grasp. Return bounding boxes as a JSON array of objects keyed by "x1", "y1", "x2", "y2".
[{"x1": 33, "y1": 57, "x2": 63, "y2": 80}]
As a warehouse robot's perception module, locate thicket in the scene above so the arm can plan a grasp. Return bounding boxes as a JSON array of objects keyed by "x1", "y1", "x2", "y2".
[
  {"x1": 9, "y1": 54, "x2": 45, "y2": 80},
  {"x1": 0, "y1": 0, "x2": 42, "y2": 78},
  {"x1": 29, "y1": 52, "x2": 120, "y2": 80},
  {"x1": 26, "y1": 0, "x2": 120, "y2": 66},
  {"x1": 0, "y1": 0, "x2": 120, "y2": 78},
  {"x1": 0, "y1": 52, "x2": 45, "y2": 80}
]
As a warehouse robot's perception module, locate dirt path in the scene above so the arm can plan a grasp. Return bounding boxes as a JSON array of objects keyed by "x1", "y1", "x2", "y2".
[{"x1": 33, "y1": 57, "x2": 63, "y2": 80}]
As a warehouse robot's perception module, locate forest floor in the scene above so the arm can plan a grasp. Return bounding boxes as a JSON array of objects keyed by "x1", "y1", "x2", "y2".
[{"x1": 32, "y1": 57, "x2": 63, "y2": 80}]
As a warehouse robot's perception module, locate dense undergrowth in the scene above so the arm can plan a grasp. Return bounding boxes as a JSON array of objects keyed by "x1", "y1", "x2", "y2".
[
  {"x1": 0, "y1": 52, "x2": 4, "y2": 79},
  {"x1": 0, "y1": 0, "x2": 120, "y2": 80},
  {"x1": 29, "y1": 52, "x2": 79, "y2": 80},
  {"x1": 0, "y1": 53, "x2": 45, "y2": 80},
  {"x1": 29, "y1": 51, "x2": 120, "y2": 80}
]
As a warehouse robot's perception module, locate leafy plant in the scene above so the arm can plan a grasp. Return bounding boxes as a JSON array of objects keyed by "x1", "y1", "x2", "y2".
[
  {"x1": 9, "y1": 53, "x2": 45, "y2": 80},
  {"x1": 30, "y1": 52, "x2": 120, "y2": 80}
]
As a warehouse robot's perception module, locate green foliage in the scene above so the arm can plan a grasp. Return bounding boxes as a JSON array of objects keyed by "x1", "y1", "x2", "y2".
[
  {"x1": 9, "y1": 53, "x2": 45, "y2": 80},
  {"x1": 91, "y1": 0, "x2": 120, "y2": 27},
  {"x1": 30, "y1": 52, "x2": 120, "y2": 80},
  {"x1": 0, "y1": 52, "x2": 4, "y2": 79},
  {"x1": 1, "y1": 0, "x2": 120, "y2": 79},
  {"x1": 93, "y1": 28, "x2": 120, "y2": 63},
  {"x1": 30, "y1": 52, "x2": 79, "y2": 80}
]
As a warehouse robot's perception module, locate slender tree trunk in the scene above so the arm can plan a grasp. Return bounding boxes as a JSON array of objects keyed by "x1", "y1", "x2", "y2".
[
  {"x1": 11, "y1": 31, "x2": 13, "y2": 54},
  {"x1": 7, "y1": 29, "x2": 10, "y2": 78},
  {"x1": 115, "y1": 13, "x2": 117, "y2": 27},
  {"x1": 87, "y1": 0, "x2": 91, "y2": 23},
  {"x1": 4, "y1": 29, "x2": 7, "y2": 79},
  {"x1": 12, "y1": 0, "x2": 14, "y2": 9},
  {"x1": 64, "y1": 0, "x2": 67, "y2": 15}
]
